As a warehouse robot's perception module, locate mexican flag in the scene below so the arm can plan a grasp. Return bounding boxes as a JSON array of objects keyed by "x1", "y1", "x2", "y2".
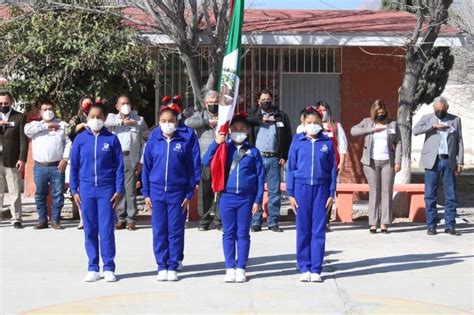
[{"x1": 210, "y1": 0, "x2": 244, "y2": 193}]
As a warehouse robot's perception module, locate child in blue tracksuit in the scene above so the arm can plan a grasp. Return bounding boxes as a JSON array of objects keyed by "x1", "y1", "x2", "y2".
[
  {"x1": 203, "y1": 113, "x2": 264, "y2": 283},
  {"x1": 70, "y1": 104, "x2": 124, "y2": 283},
  {"x1": 142, "y1": 105, "x2": 198, "y2": 282},
  {"x1": 286, "y1": 107, "x2": 337, "y2": 283}
]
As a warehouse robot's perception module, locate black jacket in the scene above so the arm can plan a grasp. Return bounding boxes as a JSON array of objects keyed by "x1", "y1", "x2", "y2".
[
  {"x1": 247, "y1": 107, "x2": 292, "y2": 160},
  {"x1": 1, "y1": 109, "x2": 28, "y2": 167}
]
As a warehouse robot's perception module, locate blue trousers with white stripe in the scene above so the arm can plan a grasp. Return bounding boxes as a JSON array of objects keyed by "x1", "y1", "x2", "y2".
[
  {"x1": 151, "y1": 189, "x2": 186, "y2": 271},
  {"x1": 295, "y1": 183, "x2": 329, "y2": 274},
  {"x1": 80, "y1": 185, "x2": 116, "y2": 272},
  {"x1": 219, "y1": 192, "x2": 254, "y2": 269}
]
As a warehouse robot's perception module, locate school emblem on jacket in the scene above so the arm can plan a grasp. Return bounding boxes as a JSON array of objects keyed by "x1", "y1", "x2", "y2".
[
  {"x1": 102, "y1": 143, "x2": 110, "y2": 151},
  {"x1": 321, "y1": 144, "x2": 328, "y2": 153},
  {"x1": 173, "y1": 143, "x2": 183, "y2": 152}
]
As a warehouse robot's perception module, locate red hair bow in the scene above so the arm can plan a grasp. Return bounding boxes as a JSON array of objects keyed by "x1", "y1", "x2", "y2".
[
  {"x1": 161, "y1": 95, "x2": 172, "y2": 105},
  {"x1": 160, "y1": 103, "x2": 182, "y2": 115}
]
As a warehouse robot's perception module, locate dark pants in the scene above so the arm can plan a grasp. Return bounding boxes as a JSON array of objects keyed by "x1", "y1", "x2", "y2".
[
  {"x1": 252, "y1": 157, "x2": 281, "y2": 227},
  {"x1": 198, "y1": 167, "x2": 220, "y2": 227},
  {"x1": 34, "y1": 164, "x2": 65, "y2": 223},
  {"x1": 425, "y1": 158, "x2": 457, "y2": 229}
]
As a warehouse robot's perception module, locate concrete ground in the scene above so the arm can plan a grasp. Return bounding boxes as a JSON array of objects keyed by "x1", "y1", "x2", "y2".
[{"x1": 1, "y1": 197, "x2": 473, "y2": 314}]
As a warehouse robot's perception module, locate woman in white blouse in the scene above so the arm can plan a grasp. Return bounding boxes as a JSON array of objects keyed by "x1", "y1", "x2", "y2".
[{"x1": 351, "y1": 100, "x2": 402, "y2": 234}]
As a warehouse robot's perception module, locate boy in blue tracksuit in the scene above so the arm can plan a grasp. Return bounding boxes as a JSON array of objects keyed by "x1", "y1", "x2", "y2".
[
  {"x1": 286, "y1": 107, "x2": 337, "y2": 283},
  {"x1": 203, "y1": 113, "x2": 264, "y2": 283},
  {"x1": 142, "y1": 105, "x2": 198, "y2": 282},
  {"x1": 70, "y1": 104, "x2": 124, "y2": 283}
]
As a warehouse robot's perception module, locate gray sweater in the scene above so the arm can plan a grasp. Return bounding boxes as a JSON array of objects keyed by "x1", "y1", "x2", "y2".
[{"x1": 185, "y1": 110, "x2": 217, "y2": 158}]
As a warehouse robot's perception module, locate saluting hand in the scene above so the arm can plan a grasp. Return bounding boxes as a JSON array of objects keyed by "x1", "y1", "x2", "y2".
[
  {"x1": 73, "y1": 194, "x2": 81, "y2": 206},
  {"x1": 110, "y1": 193, "x2": 122, "y2": 209},
  {"x1": 289, "y1": 196, "x2": 298, "y2": 214}
]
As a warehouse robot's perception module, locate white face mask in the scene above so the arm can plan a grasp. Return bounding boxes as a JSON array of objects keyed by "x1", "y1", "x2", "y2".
[
  {"x1": 120, "y1": 104, "x2": 131, "y2": 116},
  {"x1": 42, "y1": 110, "x2": 55, "y2": 121},
  {"x1": 160, "y1": 122, "x2": 176, "y2": 135},
  {"x1": 305, "y1": 124, "x2": 322, "y2": 136},
  {"x1": 88, "y1": 118, "x2": 104, "y2": 131},
  {"x1": 230, "y1": 132, "x2": 247, "y2": 144},
  {"x1": 321, "y1": 111, "x2": 328, "y2": 122}
]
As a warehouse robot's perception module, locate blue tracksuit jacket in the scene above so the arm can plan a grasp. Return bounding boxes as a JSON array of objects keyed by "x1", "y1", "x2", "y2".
[
  {"x1": 286, "y1": 132, "x2": 337, "y2": 197},
  {"x1": 70, "y1": 128, "x2": 125, "y2": 195},
  {"x1": 202, "y1": 139, "x2": 265, "y2": 204},
  {"x1": 148, "y1": 122, "x2": 201, "y2": 187},
  {"x1": 142, "y1": 127, "x2": 196, "y2": 201}
]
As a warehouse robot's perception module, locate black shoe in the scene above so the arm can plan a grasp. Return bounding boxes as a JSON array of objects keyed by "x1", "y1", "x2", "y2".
[
  {"x1": 34, "y1": 222, "x2": 49, "y2": 230},
  {"x1": 427, "y1": 228, "x2": 437, "y2": 235},
  {"x1": 13, "y1": 222, "x2": 23, "y2": 229},
  {"x1": 251, "y1": 225, "x2": 262, "y2": 232},
  {"x1": 369, "y1": 228, "x2": 377, "y2": 234},
  {"x1": 381, "y1": 229, "x2": 389, "y2": 234},
  {"x1": 444, "y1": 228, "x2": 461, "y2": 236},
  {"x1": 198, "y1": 225, "x2": 209, "y2": 231},
  {"x1": 215, "y1": 224, "x2": 222, "y2": 231},
  {"x1": 269, "y1": 225, "x2": 283, "y2": 232}
]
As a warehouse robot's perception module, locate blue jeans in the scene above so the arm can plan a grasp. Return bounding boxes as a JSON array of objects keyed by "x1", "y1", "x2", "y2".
[
  {"x1": 424, "y1": 159, "x2": 457, "y2": 229},
  {"x1": 34, "y1": 164, "x2": 65, "y2": 223},
  {"x1": 252, "y1": 157, "x2": 281, "y2": 227}
]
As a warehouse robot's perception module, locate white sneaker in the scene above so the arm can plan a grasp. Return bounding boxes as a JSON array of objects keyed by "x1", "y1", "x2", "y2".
[
  {"x1": 103, "y1": 271, "x2": 117, "y2": 282},
  {"x1": 311, "y1": 273, "x2": 322, "y2": 282},
  {"x1": 156, "y1": 270, "x2": 168, "y2": 281},
  {"x1": 84, "y1": 271, "x2": 100, "y2": 282},
  {"x1": 235, "y1": 268, "x2": 246, "y2": 283},
  {"x1": 177, "y1": 261, "x2": 184, "y2": 271},
  {"x1": 167, "y1": 270, "x2": 178, "y2": 281},
  {"x1": 299, "y1": 271, "x2": 311, "y2": 282},
  {"x1": 224, "y1": 269, "x2": 236, "y2": 283}
]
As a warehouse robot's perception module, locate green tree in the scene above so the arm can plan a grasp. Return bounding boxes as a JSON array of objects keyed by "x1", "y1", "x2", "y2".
[
  {"x1": 381, "y1": 0, "x2": 454, "y2": 111},
  {"x1": 0, "y1": 3, "x2": 155, "y2": 118}
]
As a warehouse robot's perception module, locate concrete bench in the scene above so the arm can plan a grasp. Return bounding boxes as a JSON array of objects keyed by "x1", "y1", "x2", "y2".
[{"x1": 262, "y1": 183, "x2": 425, "y2": 223}]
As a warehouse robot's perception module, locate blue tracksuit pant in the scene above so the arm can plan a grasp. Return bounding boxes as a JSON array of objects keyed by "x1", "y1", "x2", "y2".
[
  {"x1": 80, "y1": 185, "x2": 116, "y2": 272},
  {"x1": 151, "y1": 189, "x2": 186, "y2": 271},
  {"x1": 295, "y1": 183, "x2": 329, "y2": 274},
  {"x1": 178, "y1": 209, "x2": 187, "y2": 262},
  {"x1": 219, "y1": 193, "x2": 254, "y2": 269}
]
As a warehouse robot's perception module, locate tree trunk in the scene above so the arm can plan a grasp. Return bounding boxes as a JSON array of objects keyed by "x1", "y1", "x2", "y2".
[
  {"x1": 394, "y1": 54, "x2": 424, "y2": 217},
  {"x1": 179, "y1": 45, "x2": 204, "y2": 108}
]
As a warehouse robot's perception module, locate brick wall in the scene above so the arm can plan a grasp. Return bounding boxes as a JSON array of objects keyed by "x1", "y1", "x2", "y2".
[{"x1": 340, "y1": 47, "x2": 405, "y2": 184}]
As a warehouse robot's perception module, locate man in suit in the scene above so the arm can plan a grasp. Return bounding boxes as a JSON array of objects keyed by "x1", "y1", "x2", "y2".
[
  {"x1": 413, "y1": 96, "x2": 464, "y2": 236},
  {"x1": 0, "y1": 91, "x2": 28, "y2": 229},
  {"x1": 105, "y1": 95, "x2": 147, "y2": 231},
  {"x1": 247, "y1": 89, "x2": 292, "y2": 232}
]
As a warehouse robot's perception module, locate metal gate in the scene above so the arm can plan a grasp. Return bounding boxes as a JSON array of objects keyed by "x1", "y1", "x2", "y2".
[{"x1": 281, "y1": 73, "x2": 341, "y2": 133}]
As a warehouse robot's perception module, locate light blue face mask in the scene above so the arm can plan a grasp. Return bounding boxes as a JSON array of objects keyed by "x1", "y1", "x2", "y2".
[
  {"x1": 321, "y1": 111, "x2": 328, "y2": 122},
  {"x1": 230, "y1": 132, "x2": 247, "y2": 144}
]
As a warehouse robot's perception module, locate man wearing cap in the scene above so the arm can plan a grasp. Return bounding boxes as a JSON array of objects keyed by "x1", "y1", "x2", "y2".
[{"x1": 105, "y1": 95, "x2": 147, "y2": 230}]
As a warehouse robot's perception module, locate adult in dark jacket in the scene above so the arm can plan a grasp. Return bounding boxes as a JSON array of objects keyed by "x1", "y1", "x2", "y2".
[
  {"x1": 247, "y1": 90, "x2": 292, "y2": 232},
  {"x1": 0, "y1": 91, "x2": 28, "y2": 229}
]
